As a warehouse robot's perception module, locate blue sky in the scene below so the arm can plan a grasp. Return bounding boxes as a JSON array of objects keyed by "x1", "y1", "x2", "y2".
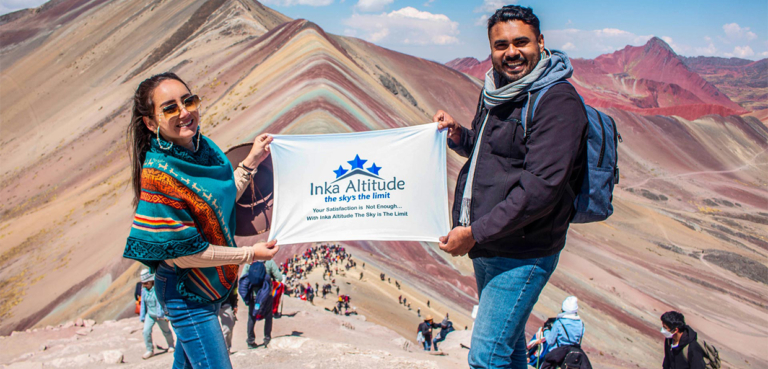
[{"x1": 3, "y1": 0, "x2": 766, "y2": 63}]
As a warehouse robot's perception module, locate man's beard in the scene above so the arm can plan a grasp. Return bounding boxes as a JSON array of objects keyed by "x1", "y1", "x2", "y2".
[{"x1": 496, "y1": 52, "x2": 541, "y2": 85}]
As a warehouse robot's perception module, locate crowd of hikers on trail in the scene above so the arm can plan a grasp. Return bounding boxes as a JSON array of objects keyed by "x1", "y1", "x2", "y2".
[{"x1": 132, "y1": 243, "x2": 356, "y2": 357}]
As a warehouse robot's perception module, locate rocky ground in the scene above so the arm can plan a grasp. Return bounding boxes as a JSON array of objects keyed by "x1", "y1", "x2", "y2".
[{"x1": 1, "y1": 296, "x2": 472, "y2": 368}]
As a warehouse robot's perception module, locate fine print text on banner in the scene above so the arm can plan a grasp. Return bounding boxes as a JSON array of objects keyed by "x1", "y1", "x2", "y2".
[{"x1": 267, "y1": 123, "x2": 450, "y2": 245}]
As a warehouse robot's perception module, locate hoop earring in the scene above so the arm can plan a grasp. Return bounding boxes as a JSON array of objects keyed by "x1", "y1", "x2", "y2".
[
  {"x1": 156, "y1": 128, "x2": 173, "y2": 150},
  {"x1": 194, "y1": 123, "x2": 201, "y2": 152}
]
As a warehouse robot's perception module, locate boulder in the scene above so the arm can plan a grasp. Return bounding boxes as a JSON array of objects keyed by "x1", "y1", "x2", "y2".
[
  {"x1": 75, "y1": 327, "x2": 92, "y2": 336},
  {"x1": 101, "y1": 350, "x2": 124, "y2": 364},
  {"x1": 75, "y1": 318, "x2": 84, "y2": 327}
]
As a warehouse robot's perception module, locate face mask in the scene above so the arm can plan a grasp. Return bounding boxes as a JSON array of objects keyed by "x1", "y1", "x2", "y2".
[{"x1": 661, "y1": 328, "x2": 674, "y2": 339}]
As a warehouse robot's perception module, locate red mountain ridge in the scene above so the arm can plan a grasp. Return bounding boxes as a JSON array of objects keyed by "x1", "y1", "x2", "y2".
[{"x1": 446, "y1": 37, "x2": 753, "y2": 121}]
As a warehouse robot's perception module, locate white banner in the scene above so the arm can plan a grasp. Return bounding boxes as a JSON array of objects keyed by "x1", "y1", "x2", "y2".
[{"x1": 268, "y1": 123, "x2": 450, "y2": 244}]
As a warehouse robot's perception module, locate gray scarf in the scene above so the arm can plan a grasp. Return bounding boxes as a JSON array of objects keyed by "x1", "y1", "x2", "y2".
[{"x1": 459, "y1": 49, "x2": 573, "y2": 227}]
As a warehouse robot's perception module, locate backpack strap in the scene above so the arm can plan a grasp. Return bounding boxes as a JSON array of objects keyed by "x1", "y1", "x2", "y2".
[
  {"x1": 522, "y1": 80, "x2": 571, "y2": 138},
  {"x1": 558, "y1": 319, "x2": 570, "y2": 346}
]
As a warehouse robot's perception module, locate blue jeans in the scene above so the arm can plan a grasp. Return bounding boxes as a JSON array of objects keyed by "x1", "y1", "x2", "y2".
[
  {"x1": 155, "y1": 264, "x2": 231, "y2": 369},
  {"x1": 422, "y1": 338, "x2": 432, "y2": 351},
  {"x1": 142, "y1": 314, "x2": 174, "y2": 352},
  {"x1": 469, "y1": 252, "x2": 560, "y2": 369}
]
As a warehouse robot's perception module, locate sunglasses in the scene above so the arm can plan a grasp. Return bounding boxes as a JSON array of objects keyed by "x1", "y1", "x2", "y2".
[{"x1": 155, "y1": 95, "x2": 201, "y2": 120}]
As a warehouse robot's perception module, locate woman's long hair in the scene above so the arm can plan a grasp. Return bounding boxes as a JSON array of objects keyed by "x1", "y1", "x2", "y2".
[{"x1": 127, "y1": 72, "x2": 191, "y2": 208}]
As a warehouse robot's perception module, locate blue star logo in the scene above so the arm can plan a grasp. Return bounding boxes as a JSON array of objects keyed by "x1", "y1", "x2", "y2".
[
  {"x1": 367, "y1": 163, "x2": 382, "y2": 175},
  {"x1": 347, "y1": 154, "x2": 367, "y2": 170},
  {"x1": 333, "y1": 165, "x2": 348, "y2": 178}
]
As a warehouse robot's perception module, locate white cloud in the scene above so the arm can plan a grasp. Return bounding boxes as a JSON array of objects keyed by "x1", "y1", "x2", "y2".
[
  {"x1": 761, "y1": 51, "x2": 768, "y2": 57},
  {"x1": 544, "y1": 28, "x2": 653, "y2": 56},
  {"x1": 722, "y1": 23, "x2": 757, "y2": 41},
  {"x1": 0, "y1": 0, "x2": 48, "y2": 15},
  {"x1": 474, "y1": 0, "x2": 514, "y2": 13},
  {"x1": 423, "y1": 0, "x2": 435, "y2": 6},
  {"x1": 354, "y1": 0, "x2": 393, "y2": 12},
  {"x1": 261, "y1": 0, "x2": 333, "y2": 6},
  {"x1": 344, "y1": 7, "x2": 459, "y2": 45},
  {"x1": 695, "y1": 42, "x2": 717, "y2": 56},
  {"x1": 725, "y1": 45, "x2": 755, "y2": 58},
  {"x1": 475, "y1": 14, "x2": 489, "y2": 27}
]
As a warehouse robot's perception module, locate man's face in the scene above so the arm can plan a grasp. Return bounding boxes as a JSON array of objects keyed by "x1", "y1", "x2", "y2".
[{"x1": 489, "y1": 20, "x2": 544, "y2": 83}]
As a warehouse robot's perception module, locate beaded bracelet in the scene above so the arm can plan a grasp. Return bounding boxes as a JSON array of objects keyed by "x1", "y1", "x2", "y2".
[{"x1": 238, "y1": 162, "x2": 258, "y2": 177}]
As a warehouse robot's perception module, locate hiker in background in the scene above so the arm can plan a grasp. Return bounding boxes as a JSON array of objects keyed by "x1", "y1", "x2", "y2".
[
  {"x1": 434, "y1": 5, "x2": 588, "y2": 368},
  {"x1": 241, "y1": 259, "x2": 284, "y2": 349},
  {"x1": 219, "y1": 282, "x2": 239, "y2": 354},
  {"x1": 661, "y1": 311, "x2": 707, "y2": 369},
  {"x1": 139, "y1": 269, "x2": 175, "y2": 360},
  {"x1": 432, "y1": 314, "x2": 455, "y2": 351},
  {"x1": 122, "y1": 73, "x2": 279, "y2": 369},
  {"x1": 307, "y1": 283, "x2": 315, "y2": 304},
  {"x1": 417, "y1": 315, "x2": 440, "y2": 351},
  {"x1": 536, "y1": 296, "x2": 585, "y2": 357},
  {"x1": 527, "y1": 318, "x2": 556, "y2": 367},
  {"x1": 417, "y1": 308, "x2": 421, "y2": 317},
  {"x1": 539, "y1": 297, "x2": 591, "y2": 368}
]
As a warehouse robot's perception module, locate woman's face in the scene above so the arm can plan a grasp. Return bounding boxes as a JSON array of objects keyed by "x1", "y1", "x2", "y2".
[{"x1": 144, "y1": 79, "x2": 200, "y2": 147}]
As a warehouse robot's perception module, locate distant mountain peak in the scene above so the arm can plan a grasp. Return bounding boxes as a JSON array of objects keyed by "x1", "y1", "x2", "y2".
[{"x1": 644, "y1": 36, "x2": 676, "y2": 55}]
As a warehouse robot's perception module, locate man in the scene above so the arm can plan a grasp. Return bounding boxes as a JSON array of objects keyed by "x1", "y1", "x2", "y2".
[
  {"x1": 417, "y1": 315, "x2": 440, "y2": 351},
  {"x1": 434, "y1": 5, "x2": 587, "y2": 368},
  {"x1": 432, "y1": 314, "x2": 455, "y2": 352},
  {"x1": 139, "y1": 270, "x2": 174, "y2": 359},
  {"x1": 242, "y1": 260, "x2": 284, "y2": 349},
  {"x1": 661, "y1": 311, "x2": 706, "y2": 369}
]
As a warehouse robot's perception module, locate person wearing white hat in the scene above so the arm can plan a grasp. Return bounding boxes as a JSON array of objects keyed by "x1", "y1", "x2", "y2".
[
  {"x1": 140, "y1": 269, "x2": 175, "y2": 360},
  {"x1": 535, "y1": 295, "x2": 585, "y2": 356}
]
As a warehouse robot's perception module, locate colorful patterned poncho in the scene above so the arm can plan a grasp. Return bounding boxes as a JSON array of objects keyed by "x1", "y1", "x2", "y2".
[{"x1": 123, "y1": 134, "x2": 239, "y2": 304}]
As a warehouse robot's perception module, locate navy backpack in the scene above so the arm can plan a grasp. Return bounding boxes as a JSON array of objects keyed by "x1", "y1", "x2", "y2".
[
  {"x1": 238, "y1": 261, "x2": 273, "y2": 319},
  {"x1": 522, "y1": 80, "x2": 621, "y2": 223}
]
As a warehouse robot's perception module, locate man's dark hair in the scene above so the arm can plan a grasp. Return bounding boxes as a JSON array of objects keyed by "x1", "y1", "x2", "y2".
[
  {"x1": 661, "y1": 311, "x2": 686, "y2": 332},
  {"x1": 487, "y1": 5, "x2": 540, "y2": 37}
]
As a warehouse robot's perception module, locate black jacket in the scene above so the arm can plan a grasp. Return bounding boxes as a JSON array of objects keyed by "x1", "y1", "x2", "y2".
[
  {"x1": 663, "y1": 326, "x2": 705, "y2": 369},
  {"x1": 449, "y1": 82, "x2": 588, "y2": 259},
  {"x1": 418, "y1": 321, "x2": 439, "y2": 340}
]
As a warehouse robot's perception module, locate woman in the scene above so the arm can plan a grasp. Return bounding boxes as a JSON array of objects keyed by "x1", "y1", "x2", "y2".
[{"x1": 123, "y1": 72, "x2": 278, "y2": 368}]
